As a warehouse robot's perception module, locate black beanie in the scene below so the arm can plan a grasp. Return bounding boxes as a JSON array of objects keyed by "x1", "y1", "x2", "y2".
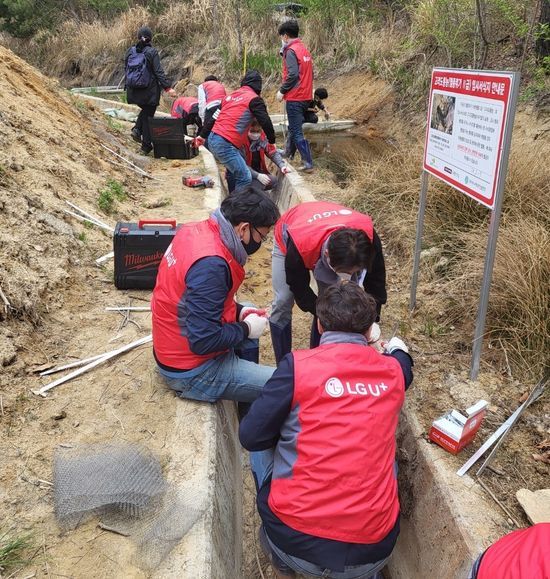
[{"x1": 137, "y1": 26, "x2": 153, "y2": 41}]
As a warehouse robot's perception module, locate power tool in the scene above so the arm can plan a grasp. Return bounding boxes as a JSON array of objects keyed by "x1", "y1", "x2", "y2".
[{"x1": 182, "y1": 175, "x2": 214, "y2": 188}]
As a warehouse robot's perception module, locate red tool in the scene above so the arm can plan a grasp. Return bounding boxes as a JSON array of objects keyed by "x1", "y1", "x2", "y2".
[{"x1": 182, "y1": 175, "x2": 214, "y2": 188}]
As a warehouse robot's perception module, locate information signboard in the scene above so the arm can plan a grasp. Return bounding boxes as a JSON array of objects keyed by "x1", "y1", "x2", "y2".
[{"x1": 423, "y1": 69, "x2": 515, "y2": 209}]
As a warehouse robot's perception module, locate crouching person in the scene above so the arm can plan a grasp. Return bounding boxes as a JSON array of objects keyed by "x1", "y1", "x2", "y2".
[
  {"x1": 240, "y1": 282, "x2": 413, "y2": 579},
  {"x1": 151, "y1": 187, "x2": 280, "y2": 403},
  {"x1": 227, "y1": 119, "x2": 290, "y2": 193}
]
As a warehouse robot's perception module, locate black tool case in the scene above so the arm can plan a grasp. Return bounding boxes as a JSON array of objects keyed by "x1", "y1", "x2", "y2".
[
  {"x1": 148, "y1": 118, "x2": 199, "y2": 160},
  {"x1": 113, "y1": 219, "x2": 179, "y2": 289}
]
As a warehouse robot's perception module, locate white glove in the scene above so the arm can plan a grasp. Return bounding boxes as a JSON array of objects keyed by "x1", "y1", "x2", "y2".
[
  {"x1": 367, "y1": 322, "x2": 381, "y2": 344},
  {"x1": 256, "y1": 173, "x2": 272, "y2": 186},
  {"x1": 384, "y1": 337, "x2": 409, "y2": 355},
  {"x1": 244, "y1": 313, "x2": 269, "y2": 339},
  {"x1": 276, "y1": 91, "x2": 284, "y2": 102},
  {"x1": 239, "y1": 307, "x2": 267, "y2": 322},
  {"x1": 280, "y1": 165, "x2": 291, "y2": 174}
]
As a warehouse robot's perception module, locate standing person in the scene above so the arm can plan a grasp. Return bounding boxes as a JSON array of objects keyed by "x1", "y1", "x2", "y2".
[
  {"x1": 277, "y1": 19, "x2": 314, "y2": 172},
  {"x1": 240, "y1": 283, "x2": 413, "y2": 579},
  {"x1": 151, "y1": 187, "x2": 280, "y2": 403},
  {"x1": 270, "y1": 200, "x2": 386, "y2": 363},
  {"x1": 170, "y1": 96, "x2": 202, "y2": 136},
  {"x1": 208, "y1": 70, "x2": 276, "y2": 191},
  {"x1": 469, "y1": 523, "x2": 550, "y2": 578},
  {"x1": 195, "y1": 75, "x2": 227, "y2": 146},
  {"x1": 125, "y1": 26, "x2": 176, "y2": 155},
  {"x1": 283, "y1": 88, "x2": 330, "y2": 160},
  {"x1": 226, "y1": 120, "x2": 290, "y2": 193}
]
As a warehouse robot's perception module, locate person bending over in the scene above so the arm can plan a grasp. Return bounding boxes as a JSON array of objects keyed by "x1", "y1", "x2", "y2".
[
  {"x1": 151, "y1": 187, "x2": 280, "y2": 403},
  {"x1": 240, "y1": 282, "x2": 413, "y2": 579},
  {"x1": 171, "y1": 96, "x2": 203, "y2": 136},
  {"x1": 270, "y1": 200, "x2": 386, "y2": 363},
  {"x1": 206, "y1": 70, "x2": 275, "y2": 190}
]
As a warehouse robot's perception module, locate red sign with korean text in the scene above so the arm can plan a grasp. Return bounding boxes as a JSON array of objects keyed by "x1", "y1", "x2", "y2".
[{"x1": 423, "y1": 69, "x2": 515, "y2": 209}]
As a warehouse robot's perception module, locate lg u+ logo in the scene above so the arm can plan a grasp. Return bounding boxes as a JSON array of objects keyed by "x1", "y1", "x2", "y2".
[{"x1": 325, "y1": 377, "x2": 388, "y2": 398}]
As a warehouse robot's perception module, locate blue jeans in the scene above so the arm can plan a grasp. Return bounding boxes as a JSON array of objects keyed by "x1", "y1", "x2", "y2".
[
  {"x1": 251, "y1": 449, "x2": 389, "y2": 579},
  {"x1": 158, "y1": 341, "x2": 274, "y2": 403},
  {"x1": 286, "y1": 100, "x2": 309, "y2": 145},
  {"x1": 209, "y1": 133, "x2": 252, "y2": 190}
]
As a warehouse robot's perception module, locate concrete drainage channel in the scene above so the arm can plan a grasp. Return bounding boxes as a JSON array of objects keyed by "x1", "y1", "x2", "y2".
[
  {"x1": 71, "y1": 93, "x2": 503, "y2": 577},
  {"x1": 192, "y1": 148, "x2": 503, "y2": 578}
]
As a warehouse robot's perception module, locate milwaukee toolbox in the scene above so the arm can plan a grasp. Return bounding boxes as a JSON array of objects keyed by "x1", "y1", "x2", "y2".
[{"x1": 113, "y1": 220, "x2": 179, "y2": 289}]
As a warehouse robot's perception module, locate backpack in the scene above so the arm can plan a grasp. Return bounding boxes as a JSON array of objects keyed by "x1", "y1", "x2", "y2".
[{"x1": 125, "y1": 47, "x2": 151, "y2": 89}]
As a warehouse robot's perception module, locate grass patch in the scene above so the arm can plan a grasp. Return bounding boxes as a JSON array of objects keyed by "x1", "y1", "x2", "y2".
[
  {"x1": 98, "y1": 178, "x2": 126, "y2": 214},
  {"x1": 0, "y1": 530, "x2": 34, "y2": 574}
]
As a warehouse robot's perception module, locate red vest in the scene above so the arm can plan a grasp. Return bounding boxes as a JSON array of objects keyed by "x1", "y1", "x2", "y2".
[
  {"x1": 212, "y1": 86, "x2": 257, "y2": 148},
  {"x1": 243, "y1": 132, "x2": 277, "y2": 173},
  {"x1": 274, "y1": 201, "x2": 374, "y2": 269},
  {"x1": 202, "y1": 80, "x2": 227, "y2": 105},
  {"x1": 171, "y1": 96, "x2": 198, "y2": 118},
  {"x1": 269, "y1": 343, "x2": 404, "y2": 543},
  {"x1": 151, "y1": 218, "x2": 245, "y2": 370},
  {"x1": 477, "y1": 524, "x2": 550, "y2": 579},
  {"x1": 282, "y1": 39, "x2": 314, "y2": 102}
]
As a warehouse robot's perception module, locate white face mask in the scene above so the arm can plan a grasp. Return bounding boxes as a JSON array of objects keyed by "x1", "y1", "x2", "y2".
[{"x1": 248, "y1": 131, "x2": 261, "y2": 141}]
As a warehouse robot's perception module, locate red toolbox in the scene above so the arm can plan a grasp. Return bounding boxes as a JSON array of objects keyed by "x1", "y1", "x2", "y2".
[{"x1": 113, "y1": 219, "x2": 180, "y2": 290}]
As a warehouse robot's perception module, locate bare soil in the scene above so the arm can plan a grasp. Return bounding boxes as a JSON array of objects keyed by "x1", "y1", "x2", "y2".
[{"x1": 0, "y1": 44, "x2": 548, "y2": 579}]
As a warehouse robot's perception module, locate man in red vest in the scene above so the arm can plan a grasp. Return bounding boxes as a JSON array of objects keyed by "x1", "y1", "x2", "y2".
[
  {"x1": 207, "y1": 70, "x2": 276, "y2": 191},
  {"x1": 469, "y1": 523, "x2": 550, "y2": 579},
  {"x1": 270, "y1": 200, "x2": 386, "y2": 363},
  {"x1": 151, "y1": 188, "x2": 279, "y2": 403},
  {"x1": 277, "y1": 19, "x2": 314, "y2": 172},
  {"x1": 170, "y1": 96, "x2": 202, "y2": 136},
  {"x1": 240, "y1": 282, "x2": 413, "y2": 578},
  {"x1": 196, "y1": 75, "x2": 227, "y2": 145}
]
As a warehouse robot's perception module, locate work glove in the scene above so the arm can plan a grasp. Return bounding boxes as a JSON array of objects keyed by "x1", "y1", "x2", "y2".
[
  {"x1": 276, "y1": 91, "x2": 284, "y2": 102},
  {"x1": 256, "y1": 173, "x2": 272, "y2": 186},
  {"x1": 191, "y1": 136, "x2": 205, "y2": 148},
  {"x1": 244, "y1": 313, "x2": 269, "y2": 339},
  {"x1": 280, "y1": 165, "x2": 291, "y2": 174},
  {"x1": 239, "y1": 307, "x2": 268, "y2": 322},
  {"x1": 367, "y1": 322, "x2": 381, "y2": 344},
  {"x1": 383, "y1": 337, "x2": 409, "y2": 355}
]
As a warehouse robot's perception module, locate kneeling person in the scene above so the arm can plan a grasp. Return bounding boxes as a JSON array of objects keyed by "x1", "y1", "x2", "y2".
[
  {"x1": 240, "y1": 282, "x2": 413, "y2": 578},
  {"x1": 152, "y1": 188, "x2": 280, "y2": 403}
]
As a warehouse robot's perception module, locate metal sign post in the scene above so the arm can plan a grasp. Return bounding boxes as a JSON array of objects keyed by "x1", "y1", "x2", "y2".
[
  {"x1": 409, "y1": 171, "x2": 429, "y2": 311},
  {"x1": 411, "y1": 68, "x2": 520, "y2": 380},
  {"x1": 470, "y1": 72, "x2": 521, "y2": 379}
]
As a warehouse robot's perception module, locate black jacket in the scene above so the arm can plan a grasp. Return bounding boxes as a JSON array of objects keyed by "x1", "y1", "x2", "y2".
[
  {"x1": 124, "y1": 43, "x2": 172, "y2": 107},
  {"x1": 285, "y1": 232, "x2": 387, "y2": 318}
]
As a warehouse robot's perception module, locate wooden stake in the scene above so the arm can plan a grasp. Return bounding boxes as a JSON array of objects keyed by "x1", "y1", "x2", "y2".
[
  {"x1": 96, "y1": 251, "x2": 114, "y2": 265},
  {"x1": 63, "y1": 210, "x2": 113, "y2": 233},
  {"x1": 0, "y1": 285, "x2": 11, "y2": 312},
  {"x1": 100, "y1": 144, "x2": 160, "y2": 181},
  {"x1": 33, "y1": 335, "x2": 152, "y2": 397},
  {"x1": 39, "y1": 352, "x2": 108, "y2": 376},
  {"x1": 65, "y1": 201, "x2": 114, "y2": 232}
]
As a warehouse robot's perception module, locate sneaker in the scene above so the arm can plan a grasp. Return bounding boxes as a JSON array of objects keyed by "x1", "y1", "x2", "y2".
[
  {"x1": 140, "y1": 144, "x2": 153, "y2": 156},
  {"x1": 131, "y1": 127, "x2": 141, "y2": 143},
  {"x1": 298, "y1": 164, "x2": 314, "y2": 173}
]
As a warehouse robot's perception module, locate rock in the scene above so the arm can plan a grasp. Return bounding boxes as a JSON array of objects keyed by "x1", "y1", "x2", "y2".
[
  {"x1": 516, "y1": 488, "x2": 550, "y2": 524},
  {"x1": 10, "y1": 162, "x2": 24, "y2": 172},
  {"x1": 36, "y1": 211, "x2": 74, "y2": 236}
]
